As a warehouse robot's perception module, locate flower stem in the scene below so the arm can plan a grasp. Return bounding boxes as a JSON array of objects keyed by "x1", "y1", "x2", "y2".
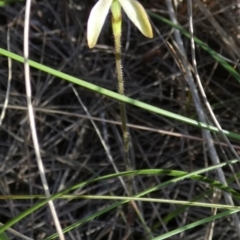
[{"x1": 111, "y1": 0, "x2": 133, "y2": 234}]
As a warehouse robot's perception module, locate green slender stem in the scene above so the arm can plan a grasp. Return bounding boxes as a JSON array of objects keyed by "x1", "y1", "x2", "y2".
[
  {"x1": 111, "y1": 1, "x2": 131, "y2": 181},
  {"x1": 111, "y1": 0, "x2": 133, "y2": 235}
]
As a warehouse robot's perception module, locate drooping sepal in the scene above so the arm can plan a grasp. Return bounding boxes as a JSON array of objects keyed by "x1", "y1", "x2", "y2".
[
  {"x1": 87, "y1": 0, "x2": 113, "y2": 48},
  {"x1": 119, "y1": 0, "x2": 153, "y2": 38}
]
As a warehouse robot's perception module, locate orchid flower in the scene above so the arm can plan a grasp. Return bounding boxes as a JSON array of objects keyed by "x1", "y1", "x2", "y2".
[{"x1": 87, "y1": 0, "x2": 153, "y2": 48}]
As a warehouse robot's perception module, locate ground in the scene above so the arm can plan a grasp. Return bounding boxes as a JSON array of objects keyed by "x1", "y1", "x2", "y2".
[{"x1": 1, "y1": 0, "x2": 240, "y2": 239}]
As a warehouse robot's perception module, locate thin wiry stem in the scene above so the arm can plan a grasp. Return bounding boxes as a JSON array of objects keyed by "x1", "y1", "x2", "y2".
[{"x1": 24, "y1": 1, "x2": 65, "y2": 239}]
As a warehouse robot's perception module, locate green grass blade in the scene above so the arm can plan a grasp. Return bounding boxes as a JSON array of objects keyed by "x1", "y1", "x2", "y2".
[
  {"x1": 0, "y1": 48, "x2": 240, "y2": 141},
  {"x1": 0, "y1": 0, "x2": 24, "y2": 6},
  {"x1": 0, "y1": 232, "x2": 10, "y2": 240}
]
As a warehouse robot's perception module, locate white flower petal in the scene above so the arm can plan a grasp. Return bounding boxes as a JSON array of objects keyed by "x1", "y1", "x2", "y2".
[
  {"x1": 119, "y1": 0, "x2": 153, "y2": 38},
  {"x1": 87, "y1": 0, "x2": 113, "y2": 48}
]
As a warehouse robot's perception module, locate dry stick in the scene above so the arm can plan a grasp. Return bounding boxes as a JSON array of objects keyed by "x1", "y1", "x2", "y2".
[
  {"x1": 187, "y1": 3, "x2": 219, "y2": 240},
  {"x1": 0, "y1": 29, "x2": 11, "y2": 128},
  {"x1": 165, "y1": 0, "x2": 240, "y2": 238},
  {"x1": 111, "y1": 1, "x2": 132, "y2": 237},
  {"x1": 23, "y1": 0, "x2": 65, "y2": 239}
]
